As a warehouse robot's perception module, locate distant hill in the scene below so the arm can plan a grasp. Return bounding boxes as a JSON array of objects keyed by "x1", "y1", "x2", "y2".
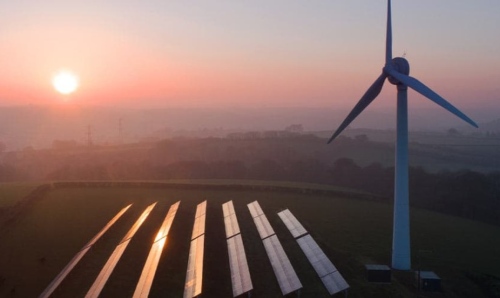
[
  {"x1": 0, "y1": 105, "x2": 498, "y2": 150},
  {"x1": 467, "y1": 118, "x2": 500, "y2": 134}
]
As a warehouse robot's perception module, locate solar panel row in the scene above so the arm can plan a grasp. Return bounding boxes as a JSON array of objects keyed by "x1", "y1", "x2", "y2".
[
  {"x1": 321, "y1": 271, "x2": 350, "y2": 295},
  {"x1": 248, "y1": 201, "x2": 302, "y2": 296},
  {"x1": 227, "y1": 234, "x2": 253, "y2": 297},
  {"x1": 195, "y1": 200, "x2": 207, "y2": 219},
  {"x1": 184, "y1": 235, "x2": 205, "y2": 298},
  {"x1": 263, "y1": 235, "x2": 303, "y2": 295},
  {"x1": 85, "y1": 241, "x2": 130, "y2": 298},
  {"x1": 222, "y1": 200, "x2": 236, "y2": 218},
  {"x1": 191, "y1": 213, "x2": 206, "y2": 240},
  {"x1": 40, "y1": 204, "x2": 132, "y2": 298},
  {"x1": 121, "y1": 203, "x2": 157, "y2": 243},
  {"x1": 134, "y1": 201, "x2": 180, "y2": 298},
  {"x1": 253, "y1": 213, "x2": 275, "y2": 239},
  {"x1": 224, "y1": 213, "x2": 241, "y2": 238},
  {"x1": 86, "y1": 202, "x2": 157, "y2": 298},
  {"x1": 184, "y1": 201, "x2": 207, "y2": 298},
  {"x1": 247, "y1": 201, "x2": 264, "y2": 218},
  {"x1": 154, "y1": 201, "x2": 180, "y2": 242},
  {"x1": 223, "y1": 201, "x2": 253, "y2": 297},
  {"x1": 297, "y1": 235, "x2": 337, "y2": 278},
  {"x1": 277, "y1": 209, "x2": 307, "y2": 238},
  {"x1": 133, "y1": 238, "x2": 166, "y2": 298},
  {"x1": 279, "y1": 209, "x2": 349, "y2": 296}
]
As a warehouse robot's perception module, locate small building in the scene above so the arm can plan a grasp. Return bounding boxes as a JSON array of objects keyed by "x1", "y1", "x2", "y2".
[
  {"x1": 415, "y1": 271, "x2": 441, "y2": 291},
  {"x1": 365, "y1": 264, "x2": 391, "y2": 283}
]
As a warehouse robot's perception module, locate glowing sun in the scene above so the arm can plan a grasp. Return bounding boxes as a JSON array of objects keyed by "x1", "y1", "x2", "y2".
[{"x1": 52, "y1": 70, "x2": 79, "y2": 95}]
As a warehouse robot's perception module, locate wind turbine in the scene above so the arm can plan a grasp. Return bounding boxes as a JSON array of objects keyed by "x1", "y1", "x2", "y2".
[{"x1": 328, "y1": 0, "x2": 477, "y2": 270}]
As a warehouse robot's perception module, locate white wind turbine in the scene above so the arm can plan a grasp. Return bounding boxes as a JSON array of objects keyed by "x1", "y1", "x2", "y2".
[{"x1": 328, "y1": 0, "x2": 478, "y2": 270}]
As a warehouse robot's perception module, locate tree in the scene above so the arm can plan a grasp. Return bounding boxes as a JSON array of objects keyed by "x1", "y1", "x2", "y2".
[
  {"x1": 285, "y1": 124, "x2": 304, "y2": 133},
  {"x1": 447, "y1": 128, "x2": 461, "y2": 136},
  {"x1": 354, "y1": 134, "x2": 369, "y2": 142}
]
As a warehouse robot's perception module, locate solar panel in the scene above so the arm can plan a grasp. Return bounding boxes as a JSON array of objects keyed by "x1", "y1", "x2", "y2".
[
  {"x1": 247, "y1": 201, "x2": 264, "y2": 218},
  {"x1": 194, "y1": 200, "x2": 207, "y2": 219},
  {"x1": 253, "y1": 214, "x2": 275, "y2": 239},
  {"x1": 133, "y1": 238, "x2": 166, "y2": 298},
  {"x1": 85, "y1": 240, "x2": 130, "y2": 298},
  {"x1": 85, "y1": 203, "x2": 157, "y2": 298},
  {"x1": 296, "y1": 235, "x2": 337, "y2": 277},
  {"x1": 224, "y1": 213, "x2": 240, "y2": 239},
  {"x1": 184, "y1": 235, "x2": 205, "y2": 298},
  {"x1": 296, "y1": 234, "x2": 349, "y2": 295},
  {"x1": 40, "y1": 246, "x2": 91, "y2": 298},
  {"x1": 227, "y1": 234, "x2": 253, "y2": 297},
  {"x1": 191, "y1": 213, "x2": 206, "y2": 240},
  {"x1": 191, "y1": 201, "x2": 207, "y2": 240},
  {"x1": 40, "y1": 204, "x2": 132, "y2": 298},
  {"x1": 262, "y1": 235, "x2": 302, "y2": 296},
  {"x1": 134, "y1": 202, "x2": 180, "y2": 298},
  {"x1": 222, "y1": 200, "x2": 235, "y2": 218},
  {"x1": 122, "y1": 203, "x2": 157, "y2": 243},
  {"x1": 155, "y1": 201, "x2": 180, "y2": 242},
  {"x1": 321, "y1": 271, "x2": 349, "y2": 295},
  {"x1": 277, "y1": 209, "x2": 307, "y2": 239}
]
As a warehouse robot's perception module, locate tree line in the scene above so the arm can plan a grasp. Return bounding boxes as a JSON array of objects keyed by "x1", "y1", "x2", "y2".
[
  {"x1": 32, "y1": 156, "x2": 500, "y2": 226},
  {"x1": 1, "y1": 135, "x2": 499, "y2": 226}
]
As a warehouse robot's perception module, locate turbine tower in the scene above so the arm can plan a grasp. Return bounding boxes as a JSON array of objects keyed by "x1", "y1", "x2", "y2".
[{"x1": 328, "y1": 0, "x2": 477, "y2": 270}]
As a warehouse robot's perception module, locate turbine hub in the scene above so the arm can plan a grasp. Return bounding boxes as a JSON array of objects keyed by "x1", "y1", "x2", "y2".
[{"x1": 387, "y1": 57, "x2": 410, "y2": 85}]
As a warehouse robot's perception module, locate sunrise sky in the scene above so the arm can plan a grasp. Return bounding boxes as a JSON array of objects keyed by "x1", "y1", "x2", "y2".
[{"x1": 1, "y1": 0, "x2": 499, "y2": 110}]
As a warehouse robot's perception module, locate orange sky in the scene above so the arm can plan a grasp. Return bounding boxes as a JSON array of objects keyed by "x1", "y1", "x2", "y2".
[{"x1": 1, "y1": 1, "x2": 499, "y2": 110}]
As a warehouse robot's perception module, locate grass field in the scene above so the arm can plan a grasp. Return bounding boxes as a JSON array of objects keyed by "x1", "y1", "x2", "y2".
[
  {"x1": 0, "y1": 182, "x2": 41, "y2": 207},
  {"x1": 0, "y1": 182, "x2": 499, "y2": 297}
]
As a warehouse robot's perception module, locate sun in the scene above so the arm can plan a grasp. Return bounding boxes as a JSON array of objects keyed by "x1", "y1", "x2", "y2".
[{"x1": 52, "y1": 70, "x2": 79, "y2": 95}]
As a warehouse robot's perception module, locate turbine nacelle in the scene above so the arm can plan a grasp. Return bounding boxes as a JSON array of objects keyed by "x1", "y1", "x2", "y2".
[{"x1": 386, "y1": 57, "x2": 410, "y2": 85}]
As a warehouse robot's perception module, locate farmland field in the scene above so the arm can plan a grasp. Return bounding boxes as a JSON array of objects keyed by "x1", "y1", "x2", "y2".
[
  {"x1": 0, "y1": 182, "x2": 41, "y2": 207},
  {"x1": 0, "y1": 182, "x2": 499, "y2": 297}
]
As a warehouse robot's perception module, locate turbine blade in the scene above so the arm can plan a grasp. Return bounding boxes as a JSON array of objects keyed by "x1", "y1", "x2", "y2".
[
  {"x1": 386, "y1": 69, "x2": 478, "y2": 128},
  {"x1": 386, "y1": 0, "x2": 392, "y2": 64},
  {"x1": 328, "y1": 73, "x2": 387, "y2": 144}
]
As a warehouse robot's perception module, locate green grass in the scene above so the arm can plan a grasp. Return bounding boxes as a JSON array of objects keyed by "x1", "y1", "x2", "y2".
[
  {"x1": 152, "y1": 178, "x2": 373, "y2": 195},
  {"x1": 0, "y1": 184, "x2": 499, "y2": 297},
  {"x1": 0, "y1": 182, "x2": 41, "y2": 207}
]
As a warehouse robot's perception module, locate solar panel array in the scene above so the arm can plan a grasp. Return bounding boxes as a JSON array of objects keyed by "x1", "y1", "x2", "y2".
[
  {"x1": 278, "y1": 209, "x2": 349, "y2": 296},
  {"x1": 41, "y1": 200, "x2": 349, "y2": 297},
  {"x1": 86, "y1": 203, "x2": 157, "y2": 298},
  {"x1": 247, "y1": 201, "x2": 302, "y2": 296},
  {"x1": 263, "y1": 235, "x2": 303, "y2": 295},
  {"x1": 134, "y1": 201, "x2": 180, "y2": 298},
  {"x1": 222, "y1": 201, "x2": 253, "y2": 297},
  {"x1": 184, "y1": 201, "x2": 207, "y2": 298},
  {"x1": 40, "y1": 204, "x2": 132, "y2": 298}
]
